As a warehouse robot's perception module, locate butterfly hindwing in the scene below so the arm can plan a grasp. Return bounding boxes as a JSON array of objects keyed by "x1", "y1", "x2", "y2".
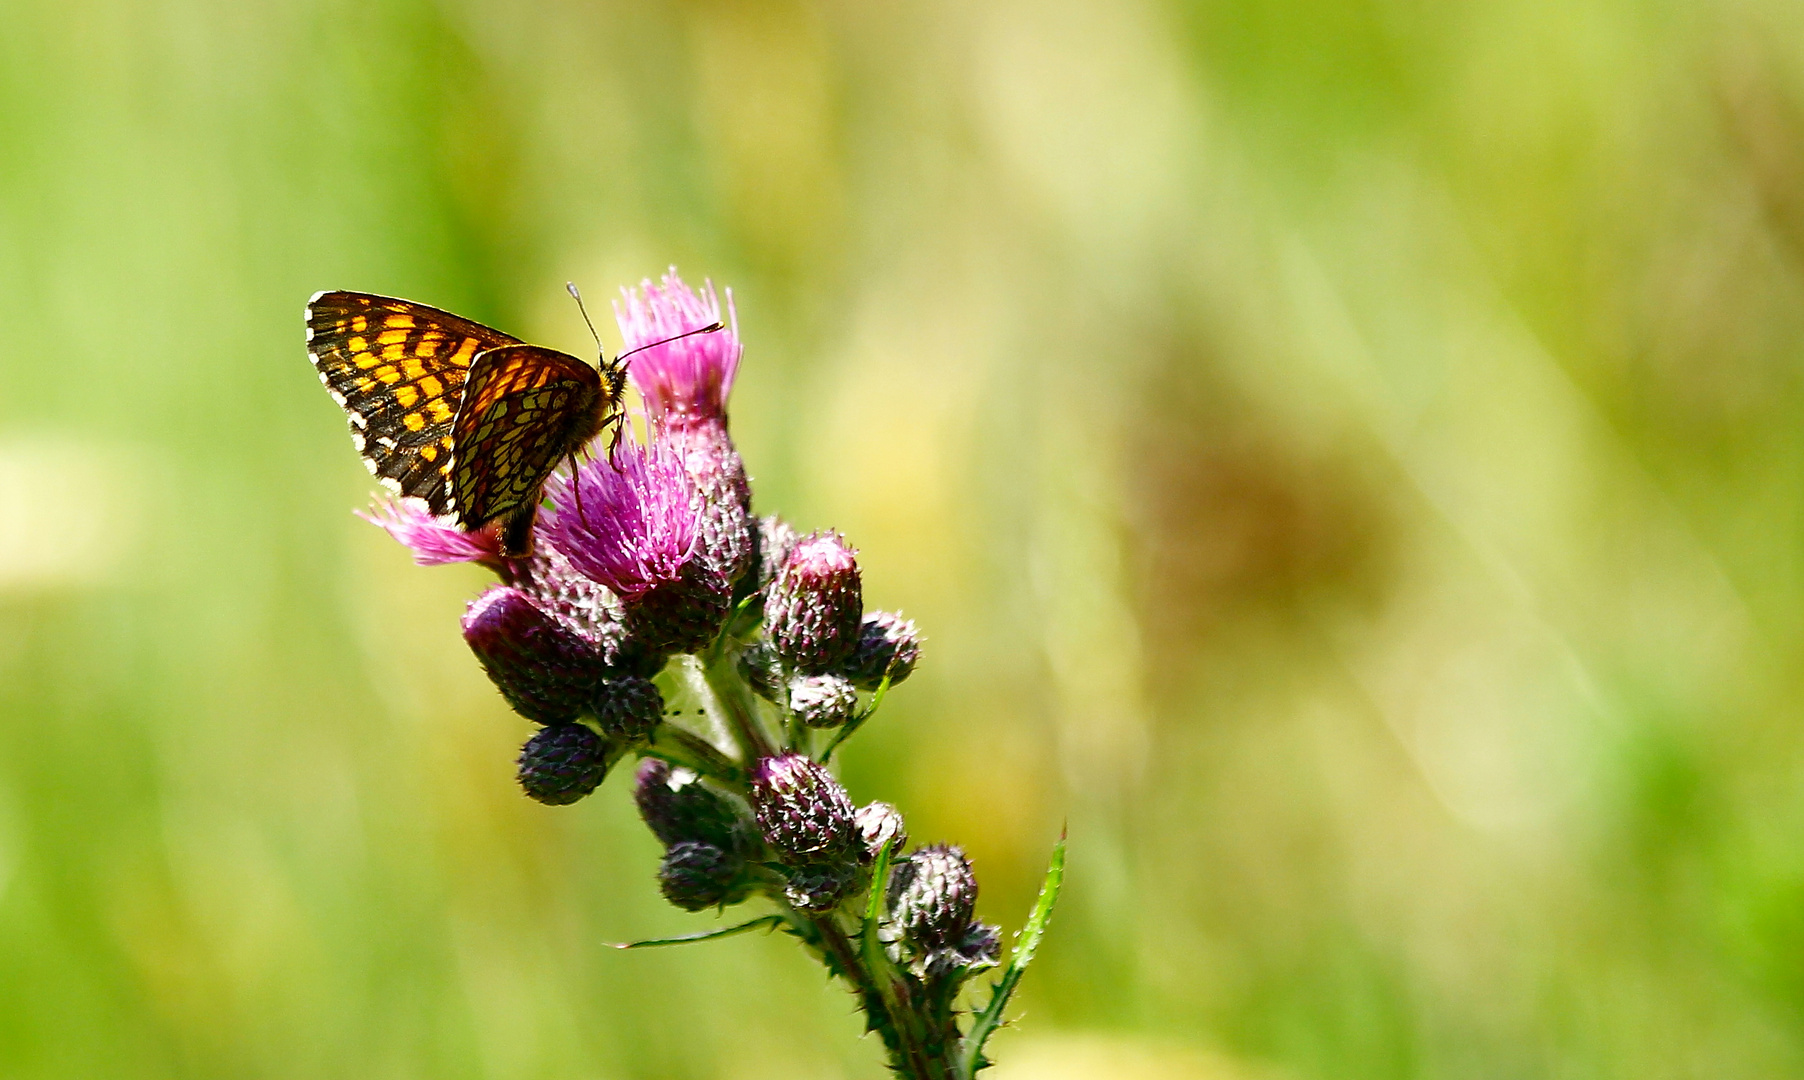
[
  {"x1": 306, "y1": 291, "x2": 522, "y2": 514},
  {"x1": 449, "y1": 344, "x2": 608, "y2": 539}
]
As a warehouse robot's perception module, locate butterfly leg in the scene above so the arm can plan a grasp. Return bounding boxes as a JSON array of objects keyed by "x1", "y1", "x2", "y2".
[{"x1": 603, "y1": 410, "x2": 627, "y2": 462}]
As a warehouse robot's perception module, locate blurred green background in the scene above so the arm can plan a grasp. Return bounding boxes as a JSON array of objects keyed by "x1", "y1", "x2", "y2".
[{"x1": 4, "y1": 0, "x2": 1804, "y2": 1076}]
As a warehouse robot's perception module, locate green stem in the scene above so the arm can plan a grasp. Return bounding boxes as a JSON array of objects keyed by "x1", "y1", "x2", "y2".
[
  {"x1": 810, "y1": 913, "x2": 944, "y2": 1080},
  {"x1": 698, "y1": 644, "x2": 776, "y2": 762},
  {"x1": 644, "y1": 723, "x2": 741, "y2": 782}
]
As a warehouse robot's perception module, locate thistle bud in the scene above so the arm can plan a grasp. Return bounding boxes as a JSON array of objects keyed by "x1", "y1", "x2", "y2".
[
  {"x1": 838, "y1": 611, "x2": 921, "y2": 691},
  {"x1": 658, "y1": 840, "x2": 749, "y2": 911},
  {"x1": 887, "y1": 844, "x2": 978, "y2": 952},
  {"x1": 463, "y1": 587, "x2": 605, "y2": 725},
  {"x1": 787, "y1": 673, "x2": 859, "y2": 729},
  {"x1": 749, "y1": 753, "x2": 857, "y2": 862},
  {"x1": 854, "y1": 801, "x2": 908, "y2": 864},
  {"x1": 764, "y1": 531, "x2": 863, "y2": 674},
  {"x1": 517, "y1": 724, "x2": 612, "y2": 805},
  {"x1": 783, "y1": 861, "x2": 860, "y2": 913},
  {"x1": 956, "y1": 922, "x2": 1002, "y2": 971},
  {"x1": 593, "y1": 674, "x2": 663, "y2": 741},
  {"x1": 634, "y1": 758, "x2": 750, "y2": 851},
  {"x1": 753, "y1": 515, "x2": 799, "y2": 594}
]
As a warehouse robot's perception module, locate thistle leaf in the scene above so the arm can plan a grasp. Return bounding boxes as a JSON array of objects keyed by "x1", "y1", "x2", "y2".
[
  {"x1": 955, "y1": 829, "x2": 1066, "y2": 1078},
  {"x1": 608, "y1": 913, "x2": 786, "y2": 949}
]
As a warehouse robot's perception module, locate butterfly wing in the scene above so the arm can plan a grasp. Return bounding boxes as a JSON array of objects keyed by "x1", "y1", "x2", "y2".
[
  {"x1": 306, "y1": 291, "x2": 522, "y2": 514},
  {"x1": 449, "y1": 344, "x2": 607, "y2": 546}
]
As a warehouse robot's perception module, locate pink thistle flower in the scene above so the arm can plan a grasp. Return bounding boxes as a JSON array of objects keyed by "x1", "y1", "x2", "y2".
[
  {"x1": 616, "y1": 270, "x2": 741, "y2": 427},
  {"x1": 543, "y1": 435, "x2": 730, "y2": 654},
  {"x1": 358, "y1": 496, "x2": 503, "y2": 568},
  {"x1": 544, "y1": 438, "x2": 699, "y2": 598},
  {"x1": 615, "y1": 269, "x2": 755, "y2": 586}
]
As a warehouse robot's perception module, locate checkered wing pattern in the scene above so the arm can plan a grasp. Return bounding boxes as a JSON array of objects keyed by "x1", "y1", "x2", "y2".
[
  {"x1": 306, "y1": 291, "x2": 521, "y2": 514},
  {"x1": 450, "y1": 344, "x2": 607, "y2": 538}
]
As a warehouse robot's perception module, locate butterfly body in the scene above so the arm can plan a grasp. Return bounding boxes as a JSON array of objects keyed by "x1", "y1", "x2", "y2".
[{"x1": 306, "y1": 291, "x2": 621, "y2": 557}]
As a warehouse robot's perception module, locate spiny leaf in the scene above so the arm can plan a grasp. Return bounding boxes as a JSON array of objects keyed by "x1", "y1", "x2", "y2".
[
  {"x1": 861, "y1": 838, "x2": 897, "y2": 975},
  {"x1": 955, "y1": 828, "x2": 1066, "y2": 1078},
  {"x1": 608, "y1": 914, "x2": 786, "y2": 950}
]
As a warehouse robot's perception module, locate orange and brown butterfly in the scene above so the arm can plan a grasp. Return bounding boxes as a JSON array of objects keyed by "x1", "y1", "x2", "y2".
[{"x1": 305, "y1": 290, "x2": 630, "y2": 558}]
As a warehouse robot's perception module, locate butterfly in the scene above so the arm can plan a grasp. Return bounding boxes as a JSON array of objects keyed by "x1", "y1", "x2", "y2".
[{"x1": 305, "y1": 291, "x2": 629, "y2": 558}]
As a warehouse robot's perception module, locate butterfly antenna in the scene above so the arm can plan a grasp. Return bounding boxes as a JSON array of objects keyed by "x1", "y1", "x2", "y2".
[
  {"x1": 616, "y1": 321, "x2": 724, "y2": 364},
  {"x1": 566, "y1": 282, "x2": 606, "y2": 357}
]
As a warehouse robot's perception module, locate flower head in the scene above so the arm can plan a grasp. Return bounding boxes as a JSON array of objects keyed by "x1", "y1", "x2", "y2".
[
  {"x1": 462, "y1": 586, "x2": 607, "y2": 725},
  {"x1": 516, "y1": 724, "x2": 613, "y2": 806},
  {"x1": 616, "y1": 270, "x2": 741, "y2": 427},
  {"x1": 544, "y1": 438, "x2": 700, "y2": 600},
  {"x1": 885, "y1": 843, "x2": 998, "y2": 980},
  {"x1": 787, "y1": 673, "x2": 859, "y2": 729},
  {"x1": 765, "y1": 531, "x2": 864, "y2": 674},
  {"x1": 359, "y1": 496, "x2": 502, "y2": 567},
  {"x1": 854, "y1": 801, "x2": 908, "y2": 864},
  {"x1": 839, "y1": 611, "x2": 922, "y2": 690},
  {"x1": 634, "y1": 758, "x2": 751, "y2": 851},
  {"x1": 660, "y1": 840, "x2": 750, "y2": 911},
  {"x1": 750, "y1": 753, "x2": 857, "y2": 863}
]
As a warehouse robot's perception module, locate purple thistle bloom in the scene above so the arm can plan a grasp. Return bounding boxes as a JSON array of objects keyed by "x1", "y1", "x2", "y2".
[
  {"x1": 617, "y1": 271, "x2": 755, "y2": 586},
  {"x1": 543, "y1": 436, "x2": 731, "y2": 654},
  {"x1": 359, "y1": 496, "x2": 502, "y2": 568},
  {"x1": 616, "y1": 270, "x2": 741, "y2": 427},
  {"x1": 544, "y1": 438, "x2": 700, "y2": 600}
]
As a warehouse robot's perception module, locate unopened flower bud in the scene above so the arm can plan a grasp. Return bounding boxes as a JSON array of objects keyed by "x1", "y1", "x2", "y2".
[
  {"x1": 839, "y1": 611, "x2": 921, "y2": 691},
  {"x1": 765, "y1": 531, "x2": 863, "y2": 674},
  {"x1": 750, "y1": 753, "x2": 857, "y2": 862},
  {"x1": 956, "y1": 922, "x2": 1002, "y2": 971},
  {"x1": 783, "y1": 861, "x2": 860, "y2": 912},
  {"x1": 887, "y1": 844, "x2": 978, "y2": 952},
  {"x1": 634, "y1": 758, "x2": 750, "y2": 850},
  {"x1": 752, "y1": 515, "x2": 799, "y2": 594},
  {"x1": 463, "y1": 587, "x2": 605, "y2": 724},
  {"x1": 658, "y1": 840, "x2": 749, "y2": 911},
  {"x1": 854, "y1": 801, "x2": 908, "y2": 863},
  {"x1": 517, "y1": 724, "x2": 612, "y2": 805},
  {"x1": 788, "y1": 673, "x2": 859, "y2": 728},
  {"x1": 593, "y1": 674, "x2": 663, "y2": 741}
]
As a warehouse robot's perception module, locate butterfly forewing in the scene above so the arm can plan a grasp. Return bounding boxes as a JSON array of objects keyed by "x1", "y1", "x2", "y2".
[
  {"x1": 306, "y1": 291, "x2": 522, "y2": 513},
  {"x1": 450, "y1": 344, "x2": 608, "y2": 543}
]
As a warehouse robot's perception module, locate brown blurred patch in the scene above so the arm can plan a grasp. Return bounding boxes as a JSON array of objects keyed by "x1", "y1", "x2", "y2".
[
  {"x1": 1122, "y1": 352, "x2": 1396, "y2": 683},
  {"x1": 1716, "y1": 34, "x2": 1804, "y2": 265}
]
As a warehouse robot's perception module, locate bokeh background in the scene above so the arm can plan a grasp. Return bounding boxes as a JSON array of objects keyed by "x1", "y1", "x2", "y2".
[{"x1": 5, "y1": 0, "x2": 1804, "y2": 1077}]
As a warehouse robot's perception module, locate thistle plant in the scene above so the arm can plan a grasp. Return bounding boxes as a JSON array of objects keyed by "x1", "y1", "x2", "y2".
[{"x1": 355, "y1": 271, "x2": 1063, "y2": 1080}]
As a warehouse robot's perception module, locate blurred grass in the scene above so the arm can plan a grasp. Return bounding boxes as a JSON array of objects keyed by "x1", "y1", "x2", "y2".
[{"x1": 4, "y1": 0, "x2": 1804, "y2": 1077}]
